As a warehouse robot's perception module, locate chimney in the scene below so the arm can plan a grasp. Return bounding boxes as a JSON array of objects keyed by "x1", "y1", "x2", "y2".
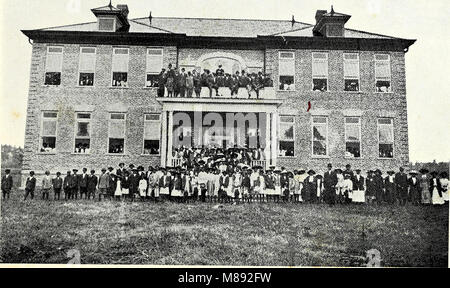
[
  {"x1": 117, "y1": 4, "x2": 129, "y2": 19},
  {"x1": 315, "y1": 10, "x2": 327, "y2": 24}
]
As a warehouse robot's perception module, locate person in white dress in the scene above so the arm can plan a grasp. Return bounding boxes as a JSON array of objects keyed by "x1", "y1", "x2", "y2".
[
  {"x1": 138, "y1": 175, "x2": 148, "y2": 201},
  {"x1": 114, "y1": 176, "x2": 122, "y2": 200},
  {"x1": 439, "y1": 172, "x2": 449, "y2": 202},
  {"x1": 335, "y1": 169, "x2": 344, "y2": 204},
  {"x1": 430, "y1": 171, "x2": 444, "y2": 205},
  {"x1": 342, "y1": 173, "x2": 353, "y2": 204},
  {"x1": 352, "y1": 169, "x2": 366, "y2": 203}
]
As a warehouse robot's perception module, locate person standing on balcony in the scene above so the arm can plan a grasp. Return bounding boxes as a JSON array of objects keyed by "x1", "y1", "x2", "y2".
[
  {"x1": 230, "y1": 71, "x2": 240, "y2": 97},
  {"x1": 178, "y1": 68, "x2": 187, "y2": 97},
  {"x1": 186, "y1": 71, "x2": 194, "y2": 98},
  {"x1": 216, "y1": 64, "x2": 225, "y2": 87},
  {"x1": 166, "y1": 64, "x2": 175, "y2": 97},
  {"x1": 193, "y1": 70, "x2": 202, "y2": 98},
  {"x1": 157, "y1": 68, "x2": 166, "y2": 97}
]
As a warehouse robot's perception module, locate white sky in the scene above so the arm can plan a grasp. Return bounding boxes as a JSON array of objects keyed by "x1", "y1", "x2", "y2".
[{"x1": 0, "y1": 0, "x2": 449, "y2": 162}]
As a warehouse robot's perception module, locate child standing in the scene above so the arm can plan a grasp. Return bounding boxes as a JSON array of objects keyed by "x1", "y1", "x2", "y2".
[
  {"x1": 138, "y1": 174, "x2": 148, "y2": 201},
  {"x1": 52, "y1": 172, "x2": 63, "y2": 200}
]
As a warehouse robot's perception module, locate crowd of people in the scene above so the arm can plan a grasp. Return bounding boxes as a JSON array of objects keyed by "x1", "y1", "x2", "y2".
[
  {"x1": 2, "y1": 162, "x2": 448, "y2": 207},
  {"x1": 150, "y1": 64, "x2": 273, "y2": 99}
]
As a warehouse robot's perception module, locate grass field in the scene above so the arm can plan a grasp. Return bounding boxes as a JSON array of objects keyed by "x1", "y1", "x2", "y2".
[{"x1": 0, "y1": 191, "x2": 448, "y2": 267}]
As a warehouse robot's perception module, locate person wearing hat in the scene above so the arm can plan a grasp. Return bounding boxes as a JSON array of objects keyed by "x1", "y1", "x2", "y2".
[
  {"x1": 323, "y1": 163, "x2": 338, "y2": 206},
  {"x1": 114, "y1": 169, "x2": 123, "y2": 201},
  {"x1": 52, "y1": 171, "x2": 63, "y2": 200},
  {"x1": 394, "y1": 167, "x2": 408, "y2": 206},
  {"x1": 69, "y1": 169, "x2": 79, "y2": 200},
  {"x1": 129, "y1": 169, "x2": 140, "y2": 202},
  {"x1": 280, "y1": 168, "x2": 290, "y2": 202},
  {"x1": 335, "y1": 169, "x2": 344, "y2": 204},
  {"x1": 232, "y1": 168, "x2": 242, "y2": 204},
  {"x1": 78, "y1": 168, "x2": 89, "y2": 200},
  {"x1": 117, "y1": 163, "x2": 125, "y2": 178},
  {"x1": 293, "y1": 170, "x2": 303, "y2": 203},
  {"x1": 63, "y1": 171, "x2": 72, "y2": 200},
  {"x1": 373, "y1": 169, "x2": 384, "y2": 205},
  {"x1": 273, "y1": 168, "x2": 282, "y2": 203},
  {"x1": 315, "y1": 174, "x2": 324, "y2": 204},
  {"x1": 24, "y1": 171, "x2": 36, "y2": 200},
  {"x1": 41, "y1": 170, "x2": 52, "y2": 200},
  {"x1": 158, "y1": 169, "x2": 171, "y2": 200},
  {"x1": 430, "y1": 171, "x2": 444, "y2": 205},
  {"x1": 419, "y1": 168, "x2": 431, "y2": 205},
  {"x1": 352, "y1": 169, "x2": 365, "y2": 204},
  {"x1": 439, "y1": 172, "x2": 449, "y2": 203},
  {"x1": 138, "y1": 173, "x2": 148, "y2": 202},
  {"x1": 264, "y1": 170, "x2": 275, "y2": 202},
  {"x1": 303, "y1": 170, "x2": 316, "y2": 203},
  {"x1": 241, "y1": 169, "x2": 251, "y2": 203},
  {"x1": 408, "y1": 170, "x2": 421, "y2": 206},
  {"x1": 365, "y1": 170, "x2": 375, "y2": 205},
  {"x1": 384, "y1": 171, "x2": 396, "y2": 205},
  {"x1": 157, "y1": 68, "x2": 166, "y2": 97},
  {"x1": 87, "y1": 170, "x2": 98, "y2": 200},
  {"x1": 342, "y1": 172, "x2": 353, "y2": 204},
  {"x1": 181, "y1": 169, "x2": 191, "y2": 203},
  {"x1": 97, "y1": 168, "x2": 109, "y2": 201},
  {"x1": 1, "y1": 169, "x2": 13, "y2": 200},
  {"x1": 107, "y1": 167, "x2": 116, "y2": 201}
]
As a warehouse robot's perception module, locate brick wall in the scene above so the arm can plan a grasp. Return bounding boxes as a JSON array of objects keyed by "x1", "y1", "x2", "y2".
[{"x1": 21, "y1": 43, "x2": 409, "y2": 185}]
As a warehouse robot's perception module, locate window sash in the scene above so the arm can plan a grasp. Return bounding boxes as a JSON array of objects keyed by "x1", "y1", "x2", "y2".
[
  {"x1": 109, "y1": 113, "x2": 126, "y2": 139},
  {"x1": 144, "y1": 114, "x2": 161, "y2": 140},
  {"x1": 75, "y1": 112, "x2": 91, "y2": 139},
  {"x1": 375, "y1": 54, "x2": 391, "y2": 80},
  {"x1": 41, "y1": 112, "x2": 58, "y2": 137},
  {"x1": 312, "y1": 52, "x2": 328, "y2": 78},
  {"x1": 146, "y1": 48, "x2": 163, "y2": 74},
  {"x1": 79, "y1": 47, "x2": 96, "y2": 73},
  {"x1": 112, "y1": 48, "x2": 129, "y2": 72},
  {"x1": 344, "y1": 53, "x2": 359, "y2": 79},
  {"x1": 98, "y1": 18, "x2": 115, "y2": 31},
  {"x1": 312, "y1": 117, "x2": 328, "y2": 156},
  {"x1": 46, "y1": 46, "x2": 63, "y2": 73}
]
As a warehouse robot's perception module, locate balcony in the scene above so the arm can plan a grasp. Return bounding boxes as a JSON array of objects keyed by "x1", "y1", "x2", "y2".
[{"x1": 157, "y1": 86, "x2": 276, "y2": 100}]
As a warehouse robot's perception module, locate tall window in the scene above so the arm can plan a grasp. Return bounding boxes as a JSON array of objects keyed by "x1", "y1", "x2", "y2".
[
  {"x1": 312, "y1": 117, "x2": 328, "y2": 156},
  {"x1": 112, "y1": 48, "x2": 129, "y2": 87},
  {"x1": 344, "y1": 53, "x2": 360, "y2": 91},
  {"x1": 40, "y1": 112, "x2": 58, "y2": 153},
  {"x1": 278, "y1": 51, "x2": 295, "y2": 91},
  {"x1": 378, "y1": 118, "x2": 394, "y2": 158},
  {"x1": 345, "y1": 117, "x2": 361, "y2": 158},
  {"x1": 312, "y1": 52, "x2": 328, "y2": 92},
  {"x1": 74, "y1": 113, "x2": 91, "y2": 154},
  {"x1": 143, "y1": 114, "x2": 161, "y2": 155},
  {"x1": 146, "y1": 48, "x2": 164, "y2": 87},
  {"x1": 108, "y1": 113, "x2": 126, "y2": 154},
  {"x1": 79, "y1": 47, "x2": 96, "y2": 86},
  {"x1": 45, "y1": 46, "x2": 63, "y2": 85},
  {"x1": 278, "y1": 115, "x2": 295, "y2": 157},
  {"x1": 375, "y1": 54, "x2": 391, "y2": 92}
]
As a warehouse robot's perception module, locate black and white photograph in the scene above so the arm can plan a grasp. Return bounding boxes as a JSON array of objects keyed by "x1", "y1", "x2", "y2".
[{"x1": 0, "y1": 0, "x2": 449, "y2": 270}]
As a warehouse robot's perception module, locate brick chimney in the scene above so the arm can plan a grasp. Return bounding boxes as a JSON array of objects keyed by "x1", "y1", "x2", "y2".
[
  {"x1": 315, "y1": 10, "x2": 327, "y2": 24},
  {"x1": 117, "y1": 4, "x2": 129, "y2": 19}
]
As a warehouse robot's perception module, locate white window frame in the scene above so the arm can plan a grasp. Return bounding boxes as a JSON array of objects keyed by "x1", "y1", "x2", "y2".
[
  {"x1": 98, "y1": 17, "x2": 116, "y2": 32},
  {"x1": 278, "y1": 115, "x2": 296, "y2": 157},
  {"x1": 375, "y1": 54, "x2": 392, "y2": 93},
  {"x1": 78, "y1": 47, "x2": 96, "y2": 87},
  {"x1": 111, "y1": 47, "x2": 130, "y2": 88},
  {"x1": 145, "y1": 48, "x2": 164, "y2": 88},
  {"x1": 108, "y1": 112, "x2": 127, "y2": 154},
  {"x1": 377, "y1": 118, "x2": 394, "y2": 159},
  {"x1": 143, "y1": 113, "x2": 161, "y2": 155},
  {"x1": 278, "y1": 51, "x2": 296, "y2": 92},
  {"x1": 312, "y1": 52, "x2": 329, "y2": 92},
  {"x1": 44, "y1": 46, "x2": 64, "y2": 86},
  {"x1": 344, "y1": 117, "x2": 362, "y2": 158},
  {"x1": 73, "y1": 112, "x2": 92, "y2": 154},
  {"x1": 311, "y1": 116, "x2": 329, "y2": 157},
  {"x1": 39, "y1": 111, "x2": 58, "y2": 153},
  {"x1": 343, "y1": 52, "x2": 360, "y2": 92}
]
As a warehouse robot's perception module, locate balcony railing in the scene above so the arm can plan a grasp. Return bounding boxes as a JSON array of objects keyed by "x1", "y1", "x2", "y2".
[{"x1": 158, "y1": 87, "x2": 276, "y2": 100}]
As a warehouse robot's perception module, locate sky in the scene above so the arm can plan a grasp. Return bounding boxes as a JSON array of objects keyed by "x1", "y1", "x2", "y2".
[{"x1": 0, "y1": 0, "x2": 449, "y2": 162}]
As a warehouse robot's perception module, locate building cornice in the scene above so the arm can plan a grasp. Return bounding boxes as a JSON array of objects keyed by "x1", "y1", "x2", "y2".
[{"x1": 21, "y1": 30, "x2": 416, "y2": 52}]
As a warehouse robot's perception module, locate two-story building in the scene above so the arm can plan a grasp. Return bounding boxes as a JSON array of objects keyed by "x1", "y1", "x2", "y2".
[{"x1": 21, "y1": 3, "x2": 415, "y2": 184}]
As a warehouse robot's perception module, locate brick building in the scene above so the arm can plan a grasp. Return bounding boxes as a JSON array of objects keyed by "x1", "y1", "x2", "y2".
[{"x1": 21, "y1": 3, "x2": 415, "y2": 185}]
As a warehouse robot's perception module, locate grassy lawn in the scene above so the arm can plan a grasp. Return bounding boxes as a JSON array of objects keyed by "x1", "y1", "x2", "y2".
[{"x1": 0, "y1": 191, "x2": 448, "y2": 267}]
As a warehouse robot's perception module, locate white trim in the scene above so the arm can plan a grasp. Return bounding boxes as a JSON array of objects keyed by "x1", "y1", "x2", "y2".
[
  {"x1": 142, "y1": 113, "x2": 161, "y2": 156},
  {"x1": 374, "y1": 53, "x2": 392, "y2": 93},
  {"x1": 343, "y1": 52, "x2": 360, "y2": 92},
  {"x1": 344, "y1": 117, "x2": 362, "y2": 159},
  {"x1": 312, "y1": 51, "x2": 329, "y2": 92},
  {"x1": 311, "y1": 116, "x2": 329, "y2": 157},
  {"x1": 73, "y1": 112, "x2": 92, "y2": 155},
  {"x1": 111, "y1": 47, "x2": 130, "y2": 88},
  {"x1": 44, "y1": 45, "x2": 64, "y2": 86}
]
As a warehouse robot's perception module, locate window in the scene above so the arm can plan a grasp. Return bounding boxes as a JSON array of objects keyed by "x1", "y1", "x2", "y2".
[
  {"x1": 345, "y1": 117, "x2": 361, "y2": 158},
  {"x1": 74, "y1": 113, "x2": 91, "y2": 154},
  {"x1": 378, "y1": 118, "x2": 394, "y2": 158},
  {"x1": 108, "y1": 113, "x2": 126, "y2": 154},
  {"x1": 40, "y1": 112, "x2": 58, "y2": 153},
  {"x1": 312, "y1": 117, "x2": 328, "y2": 156},
  {"x1": 312, "y1": 52, "x2": 328, "y2": 92},
  {"x1": 79, "y1": 47, "x2": 96, "y2": 86},
  {"x1": 146, "y1": 48, "x2": 164, "y2": 87},
  {"x1": 278, "y1": 116, "x2": 295, "y2": 157},
  {"x1": 112, "y1": 48, "x2": 129, "y2": 87},
  {"x1": 44, "y1": 46, "x2": 63, "y2": 85},
  {"x1": 98, "y1": 17, "x2": 115, "y2": 32},
  {"x1": 278, "y1": 51, "x2": 295, "y2": 91},
  {"x1": 143, "y1": 114, "x2": 161, "y2": 155},
  {"x1": 375, "y1": 54, "x2": 391, "y2": 92},
  {"x1": 344, "y1": 53, "x2": 360, "y2": 91}
]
